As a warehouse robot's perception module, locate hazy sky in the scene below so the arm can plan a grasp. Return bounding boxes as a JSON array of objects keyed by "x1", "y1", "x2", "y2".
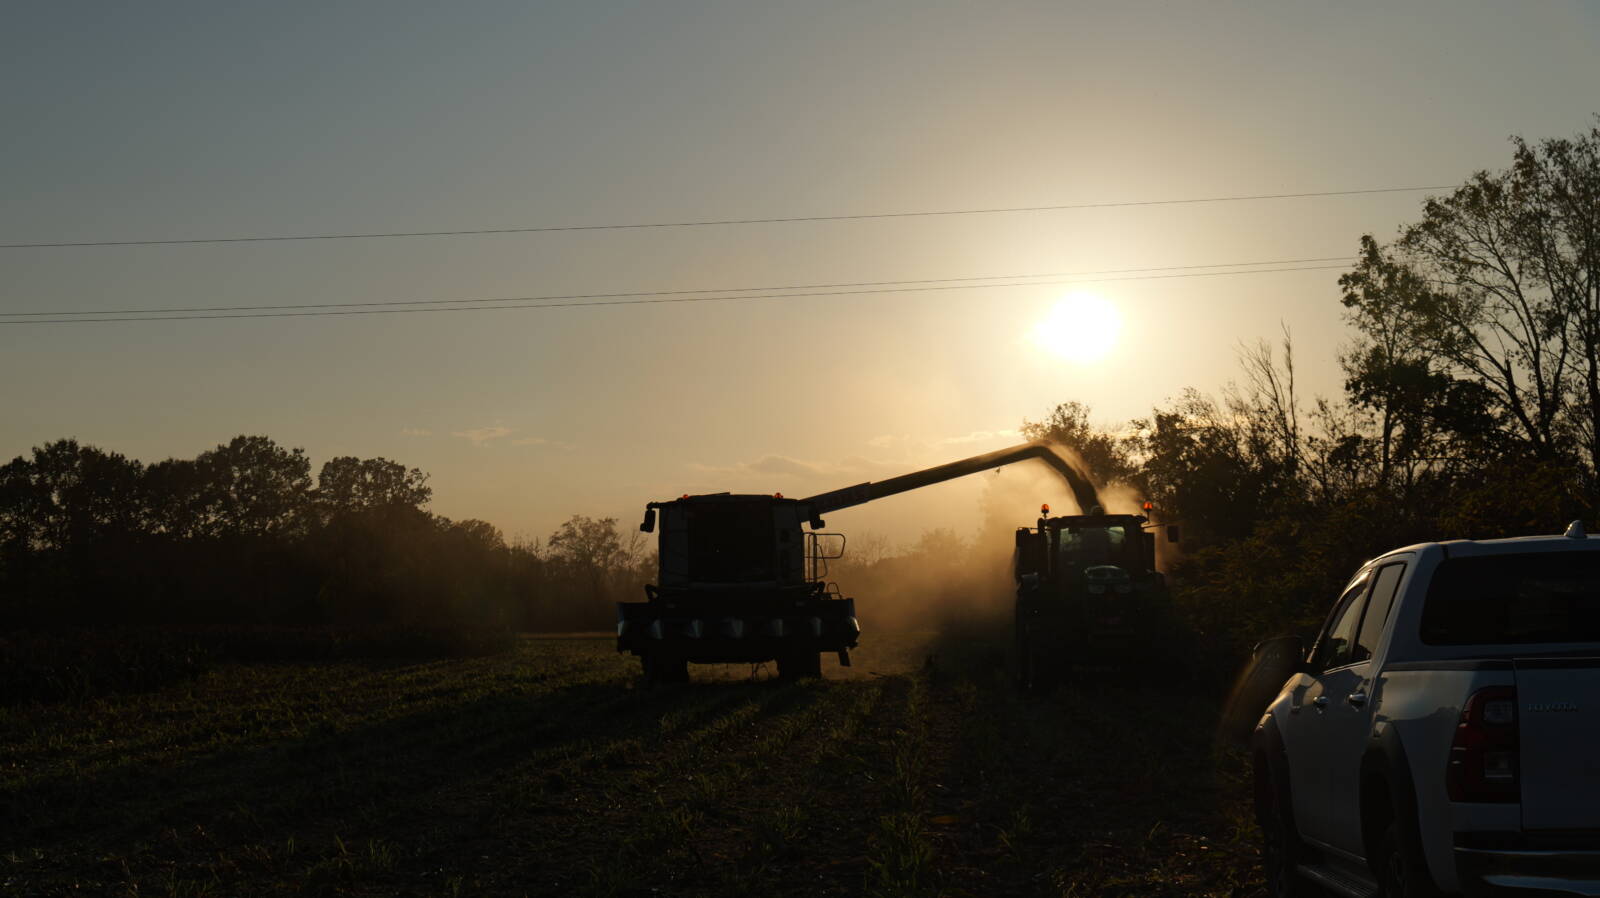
[{"x1": 5, "y1": 2, "x2": 1599, "y2": 545}]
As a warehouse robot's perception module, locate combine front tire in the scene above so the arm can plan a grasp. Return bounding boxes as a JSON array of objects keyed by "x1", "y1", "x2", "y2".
[
  {"x1": 778, "y1": 650, "x2": 823, "y2": 680},
  {"x1": 641, "y1": 652, "x2": 688, "y2": 685}
]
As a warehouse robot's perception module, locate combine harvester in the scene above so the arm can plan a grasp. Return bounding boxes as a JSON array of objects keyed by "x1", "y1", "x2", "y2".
[{"x1": 619, "y1": 442, "x2": 1102, "y2": 683}]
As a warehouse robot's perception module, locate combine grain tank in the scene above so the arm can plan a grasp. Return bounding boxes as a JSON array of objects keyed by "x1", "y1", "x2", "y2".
[
  {"x1": 619, "y1": 493, "x2": 856, "y2": 682},
  {"x1": 620, "y1": 442, "x2": 1101, "y2": 684}
]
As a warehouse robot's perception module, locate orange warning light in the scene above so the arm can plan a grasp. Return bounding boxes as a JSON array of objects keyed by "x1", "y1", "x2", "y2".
[
  {"x1": 1142, "y1": 500, "x2": 1154, "y2": 512},
  {"x1": 1040, "y1": 503, "x2": 1050, "y2": 515},
  {"x1": 680, "y1": 494, "x2": 690, "y2": 500},
  {"x1": 774, "y1": 492, "x2": 784, "y2": 499}
]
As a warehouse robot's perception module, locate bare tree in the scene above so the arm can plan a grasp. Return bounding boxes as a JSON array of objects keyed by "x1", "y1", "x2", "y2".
[{"x1": 1237, "y1": 324, "x2": 1302, "y2": 482}]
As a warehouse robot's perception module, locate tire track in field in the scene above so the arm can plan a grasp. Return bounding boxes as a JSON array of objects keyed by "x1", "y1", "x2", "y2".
[
  {"x1": 322, "y1": 677, "x2": 841, "y2": 895},
  {"x1": 498, "y1": 679, "x2": 848, "y2": 896},
  {"x1": 913, "y1": 657, "x2": 1262, "y2": 898},
  {"x1": 655, "y1": 675, "x2": 902, "y2": 896}
]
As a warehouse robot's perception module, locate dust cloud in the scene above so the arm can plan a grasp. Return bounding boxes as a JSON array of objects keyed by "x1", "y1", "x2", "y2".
[
  {"x1": 826, "y1": 445, "x2": 1115, "y2": 640},
  {"x1": 1094, "y1": 480, "x2": 1183, "y2": 572}
]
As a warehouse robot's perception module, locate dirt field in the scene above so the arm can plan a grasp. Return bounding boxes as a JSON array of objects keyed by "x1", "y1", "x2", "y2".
[{"x1": 1, "y1": 633, "x2": 1263, "y2": 897}]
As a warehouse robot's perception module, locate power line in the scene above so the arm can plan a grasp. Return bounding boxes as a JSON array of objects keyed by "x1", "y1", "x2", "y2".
[
  {"x1": 0, "y1": 255, "x2": 1352, "y2": 318},
  {"x1": 0, "y1": 262, "x2": 1351, "y2": 325},
  {"x1": 0, "y1": 185, "x2": 1451, "y2": 249}
]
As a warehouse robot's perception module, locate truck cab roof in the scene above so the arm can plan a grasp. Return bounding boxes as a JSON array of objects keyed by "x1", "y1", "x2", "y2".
[{"x1": 1373, "y1": 529, "x2": 1598, "y2": 565}]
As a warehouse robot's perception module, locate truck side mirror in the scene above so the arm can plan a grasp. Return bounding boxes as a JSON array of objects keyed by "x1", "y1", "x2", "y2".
[
  {"x1": 1166, "y1": 524, "x2": 1180, "y2": 544},
  {"x1": 639, "y1": 508, "x2": 656, "y2": 533},
  {"x1": 1220, "y1": 634, "x2": 1307, "y2": 746},
  {"x1": 1251, "y1": 634, "x2": 1304, "y2": 666}
]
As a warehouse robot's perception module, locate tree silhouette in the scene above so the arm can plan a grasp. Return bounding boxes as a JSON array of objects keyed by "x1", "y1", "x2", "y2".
[{"x1": 317, "y1": 456, "x2": 431, "y2": 513}]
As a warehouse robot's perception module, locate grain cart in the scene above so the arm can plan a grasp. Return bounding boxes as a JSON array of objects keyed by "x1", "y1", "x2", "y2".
[
  {"x1": 1013, "y1": 507, "x2": 1178, "y2": 691},
  {"x1": 619, "y1": 442, "x2": 1100, "y2": 683}
]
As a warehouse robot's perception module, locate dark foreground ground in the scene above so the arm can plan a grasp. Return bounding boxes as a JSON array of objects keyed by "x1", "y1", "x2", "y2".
[{"x1": 1, "y1": 633, "x2": 1262, "y2": 897}]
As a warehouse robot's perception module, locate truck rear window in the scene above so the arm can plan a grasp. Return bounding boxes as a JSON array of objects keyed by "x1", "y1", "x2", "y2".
[{"x1": 1421, "y1": 551, "x2": 1600, "y2": 645}]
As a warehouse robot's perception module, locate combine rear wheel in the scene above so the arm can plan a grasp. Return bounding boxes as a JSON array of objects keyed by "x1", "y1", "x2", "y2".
[{"x1": 777, "y1": 650, "x2": 823, "y2": 679}]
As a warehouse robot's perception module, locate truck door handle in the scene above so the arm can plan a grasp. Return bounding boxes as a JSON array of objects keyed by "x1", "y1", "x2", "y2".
[
  {"x1": 1312, "y1": 696, "x2": 1329, "y2": 710},
  {"x1": 1347, "y1": 693, "x2": 1368, "y2": 707}
]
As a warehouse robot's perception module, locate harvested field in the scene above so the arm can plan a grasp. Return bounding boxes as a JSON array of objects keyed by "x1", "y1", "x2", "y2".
[{"x1": 1, "y1": 633, "x2": 1262, "y2": 896}]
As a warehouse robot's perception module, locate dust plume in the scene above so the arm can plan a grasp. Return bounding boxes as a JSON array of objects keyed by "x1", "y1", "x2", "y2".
[{"x1": 827, "y1": 445, "x2": 1114, "y2": 640}]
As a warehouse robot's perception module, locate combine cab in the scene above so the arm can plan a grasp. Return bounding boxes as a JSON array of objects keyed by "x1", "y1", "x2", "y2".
[
  {"x1": 1013, "y1": 508, "x2": 1177, "y2": 691},
  {"x1": 618, "y1": 494, "x2": 858, "y2": 683}
]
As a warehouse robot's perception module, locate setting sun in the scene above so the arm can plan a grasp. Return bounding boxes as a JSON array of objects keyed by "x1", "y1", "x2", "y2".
[{"x1": 1030, "y1": 290, "x2": 1122, "y2": 363}]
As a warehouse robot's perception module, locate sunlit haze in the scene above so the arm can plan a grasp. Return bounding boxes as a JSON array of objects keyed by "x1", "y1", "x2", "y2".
[{"x1": 4, "y1": 1, "x2": 1599, "y2": 546}]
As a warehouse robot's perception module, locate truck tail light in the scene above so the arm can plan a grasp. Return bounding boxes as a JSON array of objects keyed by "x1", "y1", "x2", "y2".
[{"x1": 1447, "y1": 686, "x2": 1519, "y2": 803}]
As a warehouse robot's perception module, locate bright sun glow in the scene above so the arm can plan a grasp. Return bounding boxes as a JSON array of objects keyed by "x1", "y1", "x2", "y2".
[{"x1": 1030, "y1": 290, "x2": 1122, "y2": 363}]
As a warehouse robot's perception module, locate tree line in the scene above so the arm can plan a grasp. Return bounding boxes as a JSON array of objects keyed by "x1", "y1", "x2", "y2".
[{"x1": 0, "y1": 435, "x2": 650, "y2": 631}]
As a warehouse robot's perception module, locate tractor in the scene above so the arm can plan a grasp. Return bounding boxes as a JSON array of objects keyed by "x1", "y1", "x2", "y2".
[{"x1": 1012, "y1": 506, "x2": 1179, "y2": 692}]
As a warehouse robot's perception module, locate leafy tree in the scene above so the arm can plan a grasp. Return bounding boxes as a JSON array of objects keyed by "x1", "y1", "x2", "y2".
[
  {"x1": 1334, "y1": 240, "x2": 1506, "y2": 502},
  {"x1": 190, "y1": 436, "x2": 314, "y2": 538},
  {"x1": 450, "y1": 518, "x2": 506, "y2": 551},
  {"x1": 1130, "y1": 390, "x2": 1292, "y2": 546},
  {"x1": 317, "y1": 456, "x2": 431, "y2": 513},
  {"x1": 1346, "y1": 123, "x2": 1600, "y2": 479},
  {"x1": 1506, "y1": 126, "x2": 1600, "y2": 476},
  {"x1": 546, "y1": 515, "x2": 643, "y2": 620},
  {"x1": 0, "y1": 440, "x2": 145, "y2": 551}
]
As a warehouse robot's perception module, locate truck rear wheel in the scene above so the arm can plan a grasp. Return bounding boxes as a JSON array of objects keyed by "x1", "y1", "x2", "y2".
[
  {"x1": 1374, "y1": 820, "x2": 1438, "y2": 898},
  {"x1": 778, "y1": 651, "x2": 822, "y2": 679},
  {"x1": 1257, "y1": 753, "x2": 1308, "y2": 898}
]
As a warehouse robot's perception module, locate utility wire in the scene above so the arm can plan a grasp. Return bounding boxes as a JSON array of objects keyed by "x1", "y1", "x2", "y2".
[
  {"x1": 0, "y1": 185, "x2": 1451, "y2": 249},
  {"x1": 0, "y1": 262, "x2": 1351, "y2": 325},
  {"x1": 0, "y1": 255, "x2": 1352, "y2": 318}
]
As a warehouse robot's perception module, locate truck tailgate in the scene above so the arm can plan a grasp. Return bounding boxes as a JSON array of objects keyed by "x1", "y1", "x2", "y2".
[{"x1": 1516, "y1": 658, "x2": 1600, "y2": 831}]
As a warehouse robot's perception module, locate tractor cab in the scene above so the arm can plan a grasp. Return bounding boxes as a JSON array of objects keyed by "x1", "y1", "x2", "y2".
[{"x1": 1014, "y1": 508, "x2": 1162, "y2": 585}]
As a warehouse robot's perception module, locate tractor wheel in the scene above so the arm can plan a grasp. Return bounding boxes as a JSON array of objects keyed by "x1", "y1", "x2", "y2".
[
  {"x1": 778, "y1": 650, "x2": 823, "y2": 680},
  {"x1": 1014, "y1": 606, "x2": 1034, "y2": 693},
  {"x1": 1015, "y1": 620, "x2": 1056, "y2": 695}
]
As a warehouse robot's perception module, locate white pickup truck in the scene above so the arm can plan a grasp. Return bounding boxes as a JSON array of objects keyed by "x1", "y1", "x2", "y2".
[{"x1": 1251, "y1": 522, "x2": 1600, "y2": 897}]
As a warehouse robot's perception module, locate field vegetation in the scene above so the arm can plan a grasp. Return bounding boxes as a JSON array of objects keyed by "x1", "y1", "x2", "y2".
[{"x1": 2, "y1": 634, "x2": 1258, "y2": 897}]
